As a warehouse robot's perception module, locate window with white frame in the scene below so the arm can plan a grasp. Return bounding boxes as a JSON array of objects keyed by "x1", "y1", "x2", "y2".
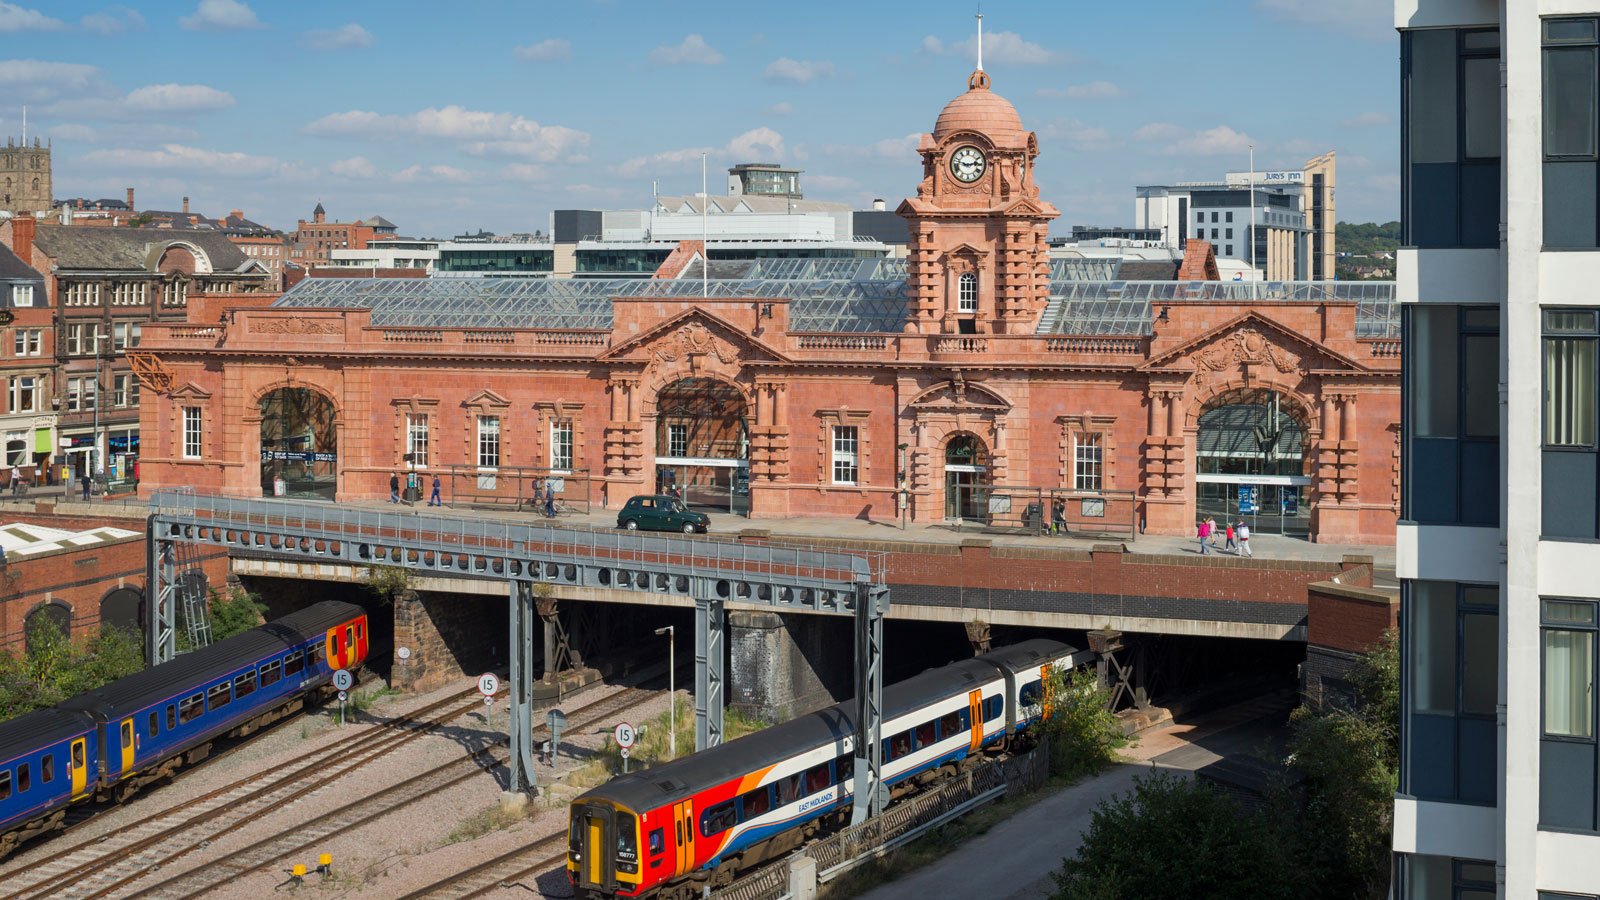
[
  {"x1": 182, "y1": 407, "x2": 202, "y2": 458},
  {"x1": 3, "y1": 430, "x2": 25, "y2": 467},
  {"x1": 407, "y1": 414, "x2": 428, "y2": 468},
  {"x1": 66, "y1": 322, "x2": 104, "y2": 356},
  {"x1": 550, "y1": 419, "x2": 574, "y2": 471},
  {"x1": 112, "y1": 322, "x2": 141, "y2": 350},
  {"x1": 12, "y1": 329, "x2": 39, "y2": 356},
  {"x1": 958, "y1": 272, "x2": 977, "y2": 313},
  {"x1": 112, "y1": 373, "x2": 134, "y2": 408},
  {"x1": 477, "y1": 415, "x2": 500, "y2": 469},
  {"x1": 832, "y1": 425, "x2": 859, "y2": 485},
  {"x1": 67, "y1": 376, "x2": 95, "y2": 412},
  {"x1": 10, "y1": 285, "x2": 32, "y2": 307},
  {"x1": 8, "y1": 376, "x2": 36, "y2": 413},
  {"x1": 667, "y1": 423, "x2": 688, "y2": 457},
  {"x1": 1074, "y1": 432, "x2": 1103, "y2": 491}
]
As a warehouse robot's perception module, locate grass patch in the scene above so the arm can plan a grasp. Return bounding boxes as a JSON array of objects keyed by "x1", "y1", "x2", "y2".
[
  {"x1": 555, "y1": 698, "x2": 766, "y2": 792},
  {"x1": 347, "y1": 685, "x2": 400, "y2": 713},
  {"x1": 447, "y1": 803, "x2": 532, "y2": 844}
]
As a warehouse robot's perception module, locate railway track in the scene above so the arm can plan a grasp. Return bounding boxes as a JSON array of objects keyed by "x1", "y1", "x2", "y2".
[
  {"x1": 116, "y1": 683, "x2": 661, "y2": 900},
  {"x1": 0, "y1": 683, "x2": 487, "y2": 900},
  {"x1": 393, "y1": 834, "x2": 568, "y2": 900}
]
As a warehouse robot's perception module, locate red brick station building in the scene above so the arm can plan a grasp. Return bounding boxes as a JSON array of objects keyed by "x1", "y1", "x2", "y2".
[{"x1": 132, "y1": 71, "x2": 1400, "y2": 545}]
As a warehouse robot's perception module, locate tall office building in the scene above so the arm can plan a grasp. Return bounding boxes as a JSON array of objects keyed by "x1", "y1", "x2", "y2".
[{"x1": 1394, "y1": 2, "x2": 1600, "y2": 897}]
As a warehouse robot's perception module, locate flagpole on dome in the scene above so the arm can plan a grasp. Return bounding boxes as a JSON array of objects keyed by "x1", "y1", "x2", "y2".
[{"x1": 976, "y1": 10, "x2": 984, "y2": 72}]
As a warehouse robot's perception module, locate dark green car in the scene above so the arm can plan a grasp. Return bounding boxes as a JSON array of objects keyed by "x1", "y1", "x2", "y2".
[{"x1": 616, "y1": 494, "x2": 709, "y2": 534}]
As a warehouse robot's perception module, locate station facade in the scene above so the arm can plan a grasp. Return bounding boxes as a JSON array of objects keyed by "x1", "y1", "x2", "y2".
[{"x1": 131, "y1": 69, "x2": 1400, "y2": 545}]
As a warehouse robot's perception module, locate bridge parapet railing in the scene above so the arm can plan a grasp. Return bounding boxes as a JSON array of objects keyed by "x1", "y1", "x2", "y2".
[{"x1": 149, "y1": 489, "x2": 885, "y2": 589}]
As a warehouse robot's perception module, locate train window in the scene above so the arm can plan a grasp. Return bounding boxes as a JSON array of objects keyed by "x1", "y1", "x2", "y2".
[
  {"x1": 740, "y1": 786, "x2": 771, "y2": 819},
  {"x1": 16, "y1": 763, "x2": 27, "y2": 792},
  {"x1": 357, "y1": 622, "x2": 364, "y2": 641},
  {"x1": 149, "y1": 712, "x2": 158, "y2": 738},
  {"x1": 179, "y1": 694, "x2": 203, "y2": 723},
  {"x1": 775, "y1": 772, "x2": 804, "y2": 807},
  {"x1": 616, "y1": 811, "x2": 639, "y2": 874},
  {"x1": 234, "y1": 671, "x2": 257, "y2": 699},
  {"x1": 121, "y1": 721, "x2": 132, "y2": 749},
  {"x1": 0, "y1": 769, "x2": 9, "y2": 799},
  {"x1": 887, "y1": 730, "x2": 911, "y2": 761},
  {"x1": 284, "y1": 651, "x2": 304, "y2": 677},
  {"x1": 167, "y1": 706, "x2": 177, "y2": 731},
  {"x1": 804, "y1": 763, "x2": 830, "y2": 795},
  {"x1": 259, "y1": 660, "x2": 282, "y2": 687},
  {"x1": 1019, "y1": 681, "x2": 1043, "y2": 710},
  {"x1": 834, "y1": 754, "x2": 854, "y2": 786},
  {"x1": 912, "y1": 721, "x2": 936, "y2": 751},
  {"x1": 346, "y1": 625, "x2": 355, "y2": 651},
  {"x1": 72, "y1": 742, "x2": 84, "y2": 769},
  {"x1": 938, "y1": 711, "x2": 962, "y2": 740},
  {"x1": 648, "y1": 827, "x2": 665, "y2": 855},
  {"x1": 207, "y1": 681, "x2": 232, "y2": 711},
  {"x1": 40, "y1": 754, "x2": 52, "y2": 784},
  {"x1": 983, "y1": 695, "x2": 1004, "y2": 723},
  {"x1": 699, "y1": 801, "x2": 736, "y2": 837}
]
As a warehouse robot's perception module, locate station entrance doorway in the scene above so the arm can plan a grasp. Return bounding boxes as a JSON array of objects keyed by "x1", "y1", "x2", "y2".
[
  {"x1": 943, "y1": 435, "x2": 990, "y2": 521},
  {"x1": 653, "y1": 377, "x2": 750, "y2": 517},
  {"x1": 1194, "y1": 388, "x2": 1310, "y2": 537}
]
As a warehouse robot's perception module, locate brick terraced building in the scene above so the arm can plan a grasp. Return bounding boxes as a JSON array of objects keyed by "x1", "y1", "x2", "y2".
[{"x1": 130, "y1": 69, "x2": 1401, "y2": 544}]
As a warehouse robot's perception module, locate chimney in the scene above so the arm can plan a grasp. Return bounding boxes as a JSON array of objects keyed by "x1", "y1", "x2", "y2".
[
  {"x1": 76, "y1": 198, "x2": 83, "y2": 210},
  {"x1": 229, "y1": 209, "x2": 242, "y2": 221},
  {"x1": 126, "y1": 187, "x2": 134, "y2": 210},
  {"x1": 11, "y1": 215, "x2": 35, "y2": 263},
  {"x1": 182, "y1": 196, "x2": 189, "y2": 214},
  {"x1": 872, "y1": 198, "x2": 886, "y2": 211}
]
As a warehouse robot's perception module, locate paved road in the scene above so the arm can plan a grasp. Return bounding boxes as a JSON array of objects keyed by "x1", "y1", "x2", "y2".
[{"x1": 853, "y1": 696, "x2": 1291, "y2": 900}]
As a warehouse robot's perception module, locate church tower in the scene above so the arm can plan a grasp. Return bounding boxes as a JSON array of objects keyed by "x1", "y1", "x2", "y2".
[
  {"x1": 1, "y1": 136, "x2": 51, "y2": 216},
  {"x1": 898, "y1": 68, "x2": 1058, "y2": 335}
]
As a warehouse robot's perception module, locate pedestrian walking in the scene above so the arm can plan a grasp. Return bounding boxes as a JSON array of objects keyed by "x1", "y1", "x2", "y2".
[
  {"x1": 429, "y1": 474, "x2": 442, "y2": 506},
  {"x1": 1051, "y1": 500, "x2": 1065, "y2": 536},
  {"x1": 1224, "y1": 523, "x2": 1236, "y2": 553},
  {"x1": 80, "y1": 470, "x2": 91, "y2": 501},
  {"x1": 1197, "y1": 518, "x2": 1210, "y2": 554},
  {"x1": 9, "y1": 465, "x2": 20, "y2": 498},
  {"x1": 544, "y1": 483, "x2": 556, "y2": 518},
  {"x1": 1237, "y1": 521, "x2": 1252, "y2": 557},
  {"x1": 389, "y1": 472, "x2": 400, "y2": 503},
  {"x1": 1206, "y1": 516, "x2": 1219, "y2": 549}
]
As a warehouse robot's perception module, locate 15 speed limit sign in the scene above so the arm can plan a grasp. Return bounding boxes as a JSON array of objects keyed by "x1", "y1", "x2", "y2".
[
  {"x1": 478, "y1": 673, "x2": 500, "y2": 697},
  {"x1": 332, "y1": 669, "x2": 353, "y2": 692},
  {"x1": 613, "y1": 722, "x2": 636, "y2": 749}
]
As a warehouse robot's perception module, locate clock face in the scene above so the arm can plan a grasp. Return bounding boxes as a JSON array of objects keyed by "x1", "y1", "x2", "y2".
[{"x1": 949, "y1": 146, "x2": 986, "y2": 183}]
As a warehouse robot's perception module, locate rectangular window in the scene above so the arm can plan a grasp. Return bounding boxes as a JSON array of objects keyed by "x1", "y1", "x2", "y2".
[
  {"x1": 0, "y1": 770, "x2": 8, "y2": 800},
  {"x1": 17, "y1": 763, "x2": 27, "y2": 793},
  {"x1": 477, "y1": 415, "x2": 500, "y2": 468},
  {"x1": 1225, "y1": 228, "x2": 1233, "y2": 239},
  {"x1": 8, "y1": 376, "x2": 35, "y2": 414},
  {"x1": 1403, "y1": 306, "x2": 1500, "y2": 526},
  {"x1": 167, "y1": 705, "x2": 175, "y2": 731},
  {"x1": 207, "y1": 681, "x2": 232, "y2": 710},
  {"x1": 551, "y1": 419, "x2": 573, "y2": 471},
  {"x1": 15, "y1": 329, "x2": 38, "y2": 356},
  {"x1": 1545, "y1": 600, "x2": 1595, "y2": 738},
  {"x1": 1404, "y1": 581, "x2": 1499, "y2": 805},
  {"x1": 182, "y1": 406, "x2": 202, "y2": 459},
  {"x1": 1403, "y1": 28, "x2": 1501, "y2": 248},
  {"x1": 233, "y1": 671, "x2": 257, "y2": 699},
  {"x1": 179, "y1": 693, "x2": 203, "y2": 723},
  {"x1": 1542, "y1": 21, "x2": 1600, "y2": 246},
  {"x1": 1543, "y1": 310, "x2": 1600, "y2": 537},
  {"x1": 112, "y1": 374, "x2": 130, "y2": 408},
  {"x1": 112, "y1": 322, "x2": 141, "y2": 350},
  {"x1": 11, "y1": 285, "x2": 32, "y2": 307},
  {"x1": 41, "y1": 753, "x2": 52, "y2": 784},
  {"x1": 1225, "y1": 211, "x2": 1233, "y2": 223},
  {"x1": 406, "y1": 414, "x2": 428, "y2": 468},
  {"x1": 668, "y1": 423, "x2": 688, "y2": 457},
  {"x1": 832, "y1": 425, "x2": 858, "y2": 485},
  {"x1": 1210, "y1": 212, "x2": 1217, "y2": 222},
  {"x1": 259, "y1": 659, "x2": 282, "y2": 687},
  {"x1": 1074, "y1": 432, "x2": 1103, "y2": 491},
  {"x1": 283, "y1": 650, "x2": 304, "y2": 677},
  {"x1": 1224, "y1": 244, "x2": 1233, "y2": 256}
]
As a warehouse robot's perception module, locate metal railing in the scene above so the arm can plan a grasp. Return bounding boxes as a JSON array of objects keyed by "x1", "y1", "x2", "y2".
[
  {"x1": 716, "y1": 737, "x2": 1051, "y2": 900},
  {"x1": 945, "y1": 487, "x2": 1139, "y2": 539}
]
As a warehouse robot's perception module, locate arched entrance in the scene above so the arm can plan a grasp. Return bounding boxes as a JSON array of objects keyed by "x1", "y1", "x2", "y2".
[
  {"x1": 100, "y1": 587, "x2": 142, "y2": 633},
  {"x1": 25, "y1": 602, "x2": 70, "y2": 654},
  {"x1": 1196, "y1": 388, "x2": 1310, "y2": 536},
  {"x1": 653, "y1": 377, "x2": 750, "y2": 516},
  {"x1": 943, "y1": 434, "x2": 990, "y2": 520},
  {"x1": 259, "y1": 387, "x2": 338, "y2": 500}
]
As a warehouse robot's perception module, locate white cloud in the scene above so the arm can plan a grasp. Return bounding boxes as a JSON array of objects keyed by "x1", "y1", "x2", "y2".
[
  {"x1": 0, "y1": 2, "x2": 65, "y2": 32},
  {"x1": 1037, "y1": 81, "x2": 1125, "y2": 101},
  {"x1": 764, "y1": 58, "x2": 835, "y2": 84},
  {"x1": 805, "y1": 174, "x2": 861, "y2": 192},
  {"x1": 614, "y1": 127, "x2": 786, "y2": 178},
  {"x1": 81, "y1": 5, "x2": 144, "y2": 34},
  {"x1": 49, "y1": 123, "x2": 201, "y2": 145},
  {"x1": 822, "y1": 133, "x2": 920, "y2": 161},
  {"x1": 330, "y1": 156, "x2": 378, "y2": 178},
  {"x1": 303, "y1": 105, "x2": 591, "y2": 162},
  {"x1": 1339, "y1": 110, "x2": 1392, "y2": 128},
  {"x1": 922, "y1": 30, "x2": 1072, "y2": 65},
  {"x1": 0, "y1": 60, "x2": 107, "y2": 103},
  {"x1": 304, "y1": 23, "x2": 373, "y2": 51},
  {"x1": 502, "y1": 163, "x2": 548, "y2": 181},
  {"x1": 764, "y1": 101, "x2": 794, "y2": 116},
  {"x1": 649, "y1": 34, "x2": 724, "y2": 66},
  {"x1": 1131, "y1": 122, "x2": 1185, "y2": 141},
  {"x1": 393, "y1": 164, "x2": 473, "y2": 184},
  {"x1": 1041, "y1": 119, "x2": 1123, "y2": 152},
  {"x1": 1256, "y1": 0, "x2": 1392, "y2": 41},
  {"x1": 179, "y1": 0, "x2": 262, "y2": 32},
  {"x1": 514, "y1": 38, "x2": 571, "y2": 62},
  {"x1": 78, "y1": 144, "x2": 292, "y2": 179},
  {"x1": 1160, "y1": 125, "x2": 1255, "y2": 156},
  {"x1": 125, "y1": 84, "x2": 236, "y2": 113}
]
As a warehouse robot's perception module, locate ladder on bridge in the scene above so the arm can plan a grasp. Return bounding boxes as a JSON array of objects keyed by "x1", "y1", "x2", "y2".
[{"x1": 174, "y1": 539, "x2": 212, "y2": 650}]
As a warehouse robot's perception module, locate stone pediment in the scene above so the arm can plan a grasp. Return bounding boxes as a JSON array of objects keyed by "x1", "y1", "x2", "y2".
[
  {"x1": 908, "y1": 374, "x2": 1011, "y2": 412},
  {"x1": 462, "y1": 389, "x2": 511, "y2": 409},
  {"x1": 1139, "y1": 312, "x2": 1368, "y2": 381},
  {"x1": 601, "y1": 307, "x2": 791, "y2": 366},
  {"x1": 169, "y1": 381, "x2": 211, "y2": 400}
]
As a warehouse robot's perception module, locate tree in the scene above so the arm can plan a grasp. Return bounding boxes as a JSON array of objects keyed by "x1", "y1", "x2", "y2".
[
  {"x1": 207, "y1": 584, "x2": 267, "y2": 641},
  {"x1": 0, "y1": 620, "x2": 145, "y2": 723},
  {"x1": 360, "y1": 564, "x2": 416, "y2": 605},
  {"x1": 1042, "y1": 666, "x2": 1127, "y2": 780},
  {"x1": 1051, "y1": 769, "x2": 1297, "y2": 900}
]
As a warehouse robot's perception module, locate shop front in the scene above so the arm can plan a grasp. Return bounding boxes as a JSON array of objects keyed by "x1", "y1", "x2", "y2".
[{"x1": 652, "y1": 377, "x2": 750, "y2": 516}]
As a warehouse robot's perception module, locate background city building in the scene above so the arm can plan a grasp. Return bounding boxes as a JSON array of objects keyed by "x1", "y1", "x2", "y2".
[{"x1": 0, "y1": 137, "x2": 51, "y2": 217}]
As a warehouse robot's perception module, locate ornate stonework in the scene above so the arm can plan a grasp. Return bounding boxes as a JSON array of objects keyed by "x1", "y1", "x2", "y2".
[
  {"x1": 1189, "y1": 327, "x2": 1305, "y2": 388},
  {"x1": 250, "y1": 317, "x2": 340, "y2": 336},
  {"x1": 649, "y1": 321, "x2": 741, "y2": 368}
]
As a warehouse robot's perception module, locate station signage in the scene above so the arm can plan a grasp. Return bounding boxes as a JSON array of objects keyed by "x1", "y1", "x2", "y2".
[{"x1": 261, "y1": 450, "x2": 336, "y2": 463}]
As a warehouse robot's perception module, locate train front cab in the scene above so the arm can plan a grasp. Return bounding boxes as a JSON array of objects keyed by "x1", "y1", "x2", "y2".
[
  {"x1": 569, "y1": 798, "x2": 641, "y2": 897},
  {"x1": 323, "y1": 615, "x2": 368, "y2": 672}
]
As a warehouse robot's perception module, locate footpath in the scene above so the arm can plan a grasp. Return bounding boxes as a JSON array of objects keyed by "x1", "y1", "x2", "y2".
[{"x1": 854, "y1": 693, "x2": 1291, "y2": 900}]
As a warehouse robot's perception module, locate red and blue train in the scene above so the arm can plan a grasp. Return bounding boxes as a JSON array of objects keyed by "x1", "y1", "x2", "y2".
[
  {"x1": 0, "y1": 600, "x2": 368, "y2": 860},
  {"x1": 568, "y1": 638, "x2": 1093, "y2": 900}
]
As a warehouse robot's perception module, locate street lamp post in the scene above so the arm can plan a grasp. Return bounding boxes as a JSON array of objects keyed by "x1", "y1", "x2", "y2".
[{"x1": 655, "y1": 625, "x2": 675, "y2": 760}]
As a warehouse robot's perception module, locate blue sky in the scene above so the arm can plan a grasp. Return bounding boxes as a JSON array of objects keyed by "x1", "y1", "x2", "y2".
[{"x1": 0, "y1": 0, "x2": 1399, "y2": 237}]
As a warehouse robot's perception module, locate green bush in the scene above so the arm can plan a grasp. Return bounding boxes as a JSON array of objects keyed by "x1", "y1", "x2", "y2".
[
  {"x1": 207, "y1": 584, "x2": 267, "y2": 641},
  {"x1": 0, "y1": 618, "x2": 145, "y2": 723},
  {"x1": 1043, "y1": 667, "x2": 1128, "y2": 780}
]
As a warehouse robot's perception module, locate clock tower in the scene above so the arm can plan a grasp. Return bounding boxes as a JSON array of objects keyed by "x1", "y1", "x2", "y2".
[{"x1": 898, "y1": 68, "x2": 1058, "y2": 335}]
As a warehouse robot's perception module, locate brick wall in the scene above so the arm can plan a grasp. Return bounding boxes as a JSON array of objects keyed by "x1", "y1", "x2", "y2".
[
  {"x1": 390, "y1": 588, "x2": 502, "y2": 692},
  {"x1": 728, "y1": 610, "x2": 850, "y2": 724}
]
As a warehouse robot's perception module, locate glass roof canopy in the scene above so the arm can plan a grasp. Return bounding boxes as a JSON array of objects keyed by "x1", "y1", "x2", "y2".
[{"x1": 273, "y1": 273, "x2": 1396, "y2": 338}]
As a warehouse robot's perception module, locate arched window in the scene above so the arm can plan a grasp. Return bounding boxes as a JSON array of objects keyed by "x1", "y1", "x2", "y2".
[
  {"x1": 30, "y1": 177, "x2": 39, "y2": 193},
  {"x1": 958, "y1": 272, "x2": 977, "y2": 313}
]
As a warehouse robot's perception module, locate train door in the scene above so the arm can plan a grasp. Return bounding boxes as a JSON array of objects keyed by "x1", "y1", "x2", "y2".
[
  {"x1": 671, "y1": 798, "x2": 696, "y2": 877},
  {"x1": 571, "y1": 802, "x2": 616, "y2": 892},
  {"x1": 70, "y1": 738, "x2": 87, "y2": 797},
  {"x1": 967, "y1": 690, "x2": 984, "y2": 752},
  {"x1": 119, "y1": 718, "x2": 135, "y2": 775}
]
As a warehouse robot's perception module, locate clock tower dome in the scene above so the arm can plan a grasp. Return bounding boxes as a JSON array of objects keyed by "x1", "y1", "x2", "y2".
[{"x1": 897, "y1": 69, "x2": 1059, "y2": 335}]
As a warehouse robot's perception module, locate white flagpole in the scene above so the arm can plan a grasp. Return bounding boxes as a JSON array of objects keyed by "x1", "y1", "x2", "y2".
[
  {"x1": 701, "y1": 153, "x2": 708, "y2": 299},
  {"x1": 1248, "y1": 143, "x2": 1256, "y2": 276},
  {"x1": 976, "y1": 13, "x2": 984, "y2": 71}
]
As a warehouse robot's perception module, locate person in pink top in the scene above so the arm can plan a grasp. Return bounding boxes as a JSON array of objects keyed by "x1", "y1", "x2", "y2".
[{"x1": 1197, "y1": 518, "x2": 1211, "y2": 554}]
